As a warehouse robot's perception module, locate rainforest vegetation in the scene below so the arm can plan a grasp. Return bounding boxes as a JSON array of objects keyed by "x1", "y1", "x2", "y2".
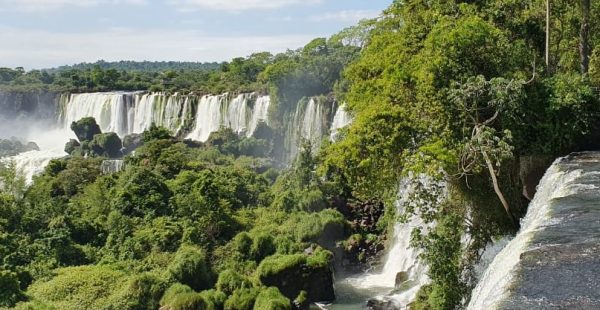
[{"x1": 2, "y1": 0, "x2": 600, "y2": 309}]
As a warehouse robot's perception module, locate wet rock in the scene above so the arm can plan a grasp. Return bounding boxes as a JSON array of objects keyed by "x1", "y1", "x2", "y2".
[
  {"x1": 395, "y1": 272, "x2": 409, "y2": 288},
  {"x1": 0, "y1": 138, "x2": 39, "y2": 157},
  {"x1": 366, "y1": 298, "x2": 398, "y2": 310}
]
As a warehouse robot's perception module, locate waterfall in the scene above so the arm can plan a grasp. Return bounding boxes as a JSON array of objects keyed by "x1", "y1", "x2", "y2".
[
  {"x1": 101, "y1": 159, "x2": 125, "y2": 174},
  {"x1": 467, "y1": 156, "x2": 589, "y2": 309},
  {"x1": 336, "y1": 175, "x2": 446, "y2": 309},
  {"x1": 330, "y1": 103, "x2": 352, "y2": 140},
  {"x1": 285, "y1": 97, "x2": 329, "y2": 161},
  {"x1": 186, "y1": 93, "x2": 271, "y2": 142},
  {"x1": 61, "y1": 92, "x2": 193, "y2": 137}
]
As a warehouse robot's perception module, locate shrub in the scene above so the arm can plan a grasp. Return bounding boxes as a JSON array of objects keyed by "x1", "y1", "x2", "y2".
[
  {"x1": 216, "y1": 270, "x2": 253, "y2": 295},
  {"x1": 0, "y1": 270, "x2": 25, "y2": 307},
  {"x1": 168, "y1": 245, "x2": 213, "y2": 291},
  {"x1": 253, "y1": 287, "x2": 291, "y2": 310},
  {"x1": 224, "y1": 288, "x2": 259, "y2": 310}
]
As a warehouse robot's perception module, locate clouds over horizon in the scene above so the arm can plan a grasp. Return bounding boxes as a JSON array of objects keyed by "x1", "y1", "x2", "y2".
[
  {"x1": 0, "y1": 27, "x2": 316, "y2": 69},
  {"x1": 0, "y1": 0, "x2": 390, "y2": 68}
]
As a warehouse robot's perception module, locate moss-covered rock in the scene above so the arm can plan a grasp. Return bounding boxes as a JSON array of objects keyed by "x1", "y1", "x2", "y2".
[
  {"x1": 70, "y1": 117, "x2": 101, "y2": 142},
  {"x1": 90, "y1": 132, "x2": 122, "y2": 158},
  {"x1": 256, "y1": 251, "x2": 334, "y2": 303}
]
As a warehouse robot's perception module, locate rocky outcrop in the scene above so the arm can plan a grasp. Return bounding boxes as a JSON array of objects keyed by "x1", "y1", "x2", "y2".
[
  {"x1": 257, "y1": 253, "x2": 335, "y2": 303},
  {"x1": 0, "y1": 138, "x2": 39, "y2": 157},
  {"x1": 70, "y1": 117, "x2": 102, "y2": 142}
]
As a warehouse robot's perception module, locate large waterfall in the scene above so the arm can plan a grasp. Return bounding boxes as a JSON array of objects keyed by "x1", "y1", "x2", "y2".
[
  {"x1": 2, "y1": 91, "x2": 347, "y2": 181},
  {"x1": 186, "y1": 93, "x2": 270, "y2": 142},
  {"x1": 60, "y1": 92, "x2": 195, "y2": 136},
  {"x1": 468, "y1": 153, "x2": 600, "y2": 309}
]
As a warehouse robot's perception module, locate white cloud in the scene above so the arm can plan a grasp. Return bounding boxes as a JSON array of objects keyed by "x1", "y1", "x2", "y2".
[
  {"x1": 0, "y1": 27, "x2": 316, "y2": 69},
  {"x1": 168, "y1": 0, "x2": 322, "y2": 12},
  {"x1": 0, "y1": 0, "x2": 145, "y2": 12},
  {"x1": 309, "y1": 10, "x2": 379, "y2": 23}
]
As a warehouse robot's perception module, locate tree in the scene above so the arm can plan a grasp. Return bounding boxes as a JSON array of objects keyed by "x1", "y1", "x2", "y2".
[
  {"x1": 580, "y1": 0, "x2": 591, "y2": 74},
  {"x1": 449, "y1": 76, "x2": 525, "y2": 223}
]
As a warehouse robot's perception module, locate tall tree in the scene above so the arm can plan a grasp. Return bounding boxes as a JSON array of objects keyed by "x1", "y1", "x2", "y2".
[
  {"x1": 546, "y1": 0, "x2": 551, "y2": 69},
  {"x1": 580, "y1": 0, "x2": 591, "y2": 74}
]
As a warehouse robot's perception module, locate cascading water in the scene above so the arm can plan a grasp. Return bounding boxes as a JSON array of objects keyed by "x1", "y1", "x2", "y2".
[
  {"x1": 186, "y1": 93, "x2": 271, "y2": 142},
  {"x1": 468, "y1": 153, "x2": 600, "y2": 309},
  {"x1": 334, "y1": 175, "x2": 446, "y2": 309},
  {"x1": 330, "y1": 103, "x2": 352, "y2": 140},
  {"x1": 60, "y1": 92, "x2": 194, "y2": 136}
]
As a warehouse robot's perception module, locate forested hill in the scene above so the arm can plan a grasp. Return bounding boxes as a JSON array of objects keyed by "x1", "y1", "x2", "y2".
[{"x1": 47, "y1": 60, "x2": 221, "y2": 73}]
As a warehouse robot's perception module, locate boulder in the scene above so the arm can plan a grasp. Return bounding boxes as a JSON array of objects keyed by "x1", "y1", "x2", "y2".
[
  {"x1": 70, "y1": 117, "x2": 101, "y2": 142},
  {"x1": 122, "y1": 133, "x2": 144, "y2": 155},
  {"x1": 366, "y1": 298, "x2": 398, "y2": 310},
  {"x1": 257, "y1": 253, "x2": 335, "y2": 303},
  {"x1": 394, "y1": 272, "x2": 409, "y2": 288},
  {"x1": 0, "y1": 138, "x2": 39, "y2": 157},
  {"x1": 91, "y1": 133, "x2": 122, "y2": 158},
  {"x1": 64, "y1": 139, "x2": 81, "y2": 155}
]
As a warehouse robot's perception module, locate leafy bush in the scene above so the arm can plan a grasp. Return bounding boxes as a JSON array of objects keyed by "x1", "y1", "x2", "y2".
[
  {"x1": 253, "y1": 287, "x2": 291, "y2": 310},
  {"x1": 168, "y1": 245, "x2": 213, "y2": 291}
]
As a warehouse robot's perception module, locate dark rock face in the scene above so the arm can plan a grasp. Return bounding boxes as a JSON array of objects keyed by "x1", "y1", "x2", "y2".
[
  {"x1": 394, "y1": 272, "x2": 409, "y2": 288},
  {"x1": 123, "y1": 133, "x2": 144, "y2": 155},
  {"x1": 70, "y1": 117, "x2": 101, "y2": 142},
  {"x1": 519, "y1": 155, "x2": 553, "y2": 201},
  {"x1": 0, "y1": 138, "x2": 39, "y2": 157},
  {"x1": 0, "y1": 91, "x2": 57, "y2": 120}
]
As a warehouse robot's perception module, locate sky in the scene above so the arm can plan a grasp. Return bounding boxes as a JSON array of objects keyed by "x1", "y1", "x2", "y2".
[{"x1": 0, "y1": 0, "x2": 391, "y2": 69}]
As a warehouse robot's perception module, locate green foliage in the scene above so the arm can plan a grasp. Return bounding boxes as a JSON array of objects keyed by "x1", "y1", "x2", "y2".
[
  {"x1": 224, "y1": 288, "x2": 259, "y2": 310},
  {"x1": 114, "y1": 168, "x2": 172, "y2": 217},
  {"x1": 168, "y1": 245, "x2": 212, "y2": 291},
  {"x1": 216, "y1": 270, "x2": 253, "y2": 295},
  {"x1": 253, "y1": 287, "x2": 291, "y2": 310},
  {"x1": 90, "y1": 132, "x2": 123, "y2": 158},
  {"x1": 0, "y1": 270, "x2": 25, "y2": 307},
  {"x1": 26, "y1": 265, "x2": 131, "y2": 310}
]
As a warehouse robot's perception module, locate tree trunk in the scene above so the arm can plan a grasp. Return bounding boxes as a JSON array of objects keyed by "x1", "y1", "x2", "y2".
[
  {"x1": 546, "y1": 0, "x2": 551, "y2": 70},
  {"x1": 580, "y1": 0, "x2": 591, "y2": 74},
  {"x1": 476, "y1": 126, "x2": 516, "y2": 226}
]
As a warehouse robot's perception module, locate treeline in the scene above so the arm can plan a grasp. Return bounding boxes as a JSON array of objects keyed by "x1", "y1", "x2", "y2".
[
  {"x1": 48, "y1": 60, "x2": 221, "y2": 73},
  {"x1": 0, "y1": 23, "x2": 368, "y2": 98}
]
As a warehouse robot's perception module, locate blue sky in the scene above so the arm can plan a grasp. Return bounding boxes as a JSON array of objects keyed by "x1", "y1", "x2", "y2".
[{"x1": 0, "y1": 0, "x2": 391, "y2": 69}]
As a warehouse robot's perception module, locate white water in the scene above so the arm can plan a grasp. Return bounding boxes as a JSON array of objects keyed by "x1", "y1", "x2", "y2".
[
  {"x1": 286, "y1": 97, "x2": 328, "y2": 160},
  {"x1": 330, "y1": 104, "x2": 352, "y2": 140},
  {"x1": 2, "y1": 127, "x2": 73, "y2": 183},
  {"x1": 339, "y1": 175, "x2": 446, "y2": 308},
  {"x1": 467, "y1": 160, "x2": 581, "y2": 309},
  {"x1": 186, "y1": 93, "x2": 271, "y2": 142},
  {"x1": 101, "y1": 159, "x2": 125, "y2": 174},
  {"x1": 61, "y1": 92, "x2": 193, "y2": 137}
]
